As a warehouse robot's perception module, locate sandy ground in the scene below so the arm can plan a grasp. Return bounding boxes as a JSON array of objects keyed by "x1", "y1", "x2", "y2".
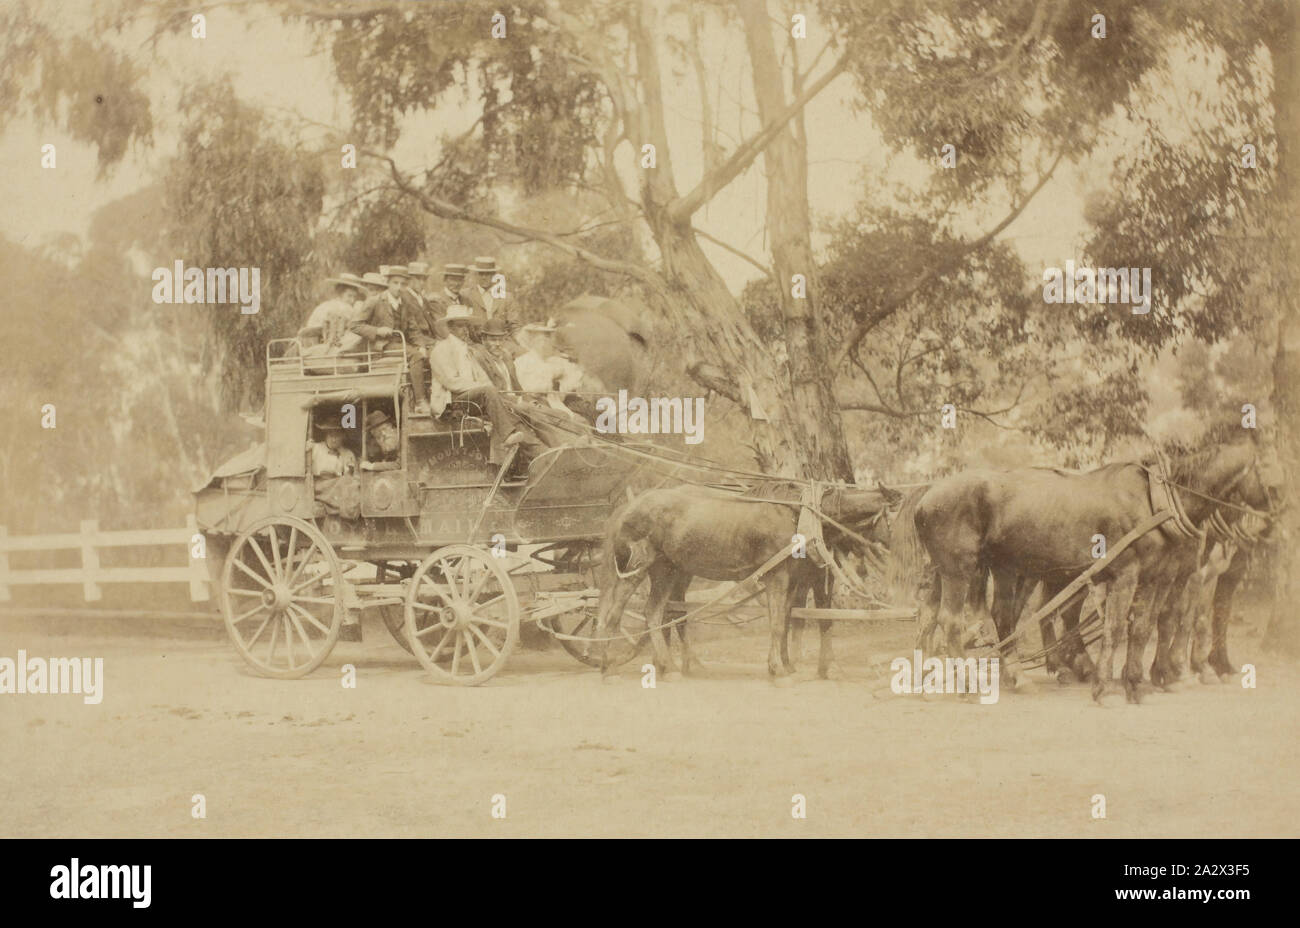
[{"x1": 2, "y1": 609, "x2": 1298, "y2": 838}]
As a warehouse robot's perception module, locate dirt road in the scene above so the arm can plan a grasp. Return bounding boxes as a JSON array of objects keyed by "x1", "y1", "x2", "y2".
[{"x1": 3, "y1": 612, "x2": 1297, "y2": 837}]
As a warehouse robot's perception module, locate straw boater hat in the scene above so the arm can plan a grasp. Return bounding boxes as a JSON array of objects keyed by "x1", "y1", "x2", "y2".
[
  {"x1": 325, "y1": 273, "x2": 368, "y2": 293},
  {"x1": 470, "y1": 256, "x2": 498, "y2": 275},
  {"x1": 360, "y1": 272, "x2": 387, "y2": 289},
  {"x1": 440, "y1": 303, "x2": 484, "y2": 325},
  {"x1": 443, "y1": 263, "x2": 468, "y2": 280},
  {"x1": 407, "y1": 261, "x2": 430, "y2": 278},
  {"x1": 382, "y1": 265, "x2": 410, "y2": 280},
  {"x1": 364, "y1": 409, "x2": 392, "y2": 430}
]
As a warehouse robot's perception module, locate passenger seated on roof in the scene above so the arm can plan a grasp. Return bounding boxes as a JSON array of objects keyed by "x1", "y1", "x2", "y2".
[
  {"x1": 427, "y1": 304, "x2": 544, "y2": 469},
  {"x1": 300, "y1": 277, "x2": 366, "y2": 356},
  {"x1": 361, "y1": 409, "x2": 400, "y2": 472}
]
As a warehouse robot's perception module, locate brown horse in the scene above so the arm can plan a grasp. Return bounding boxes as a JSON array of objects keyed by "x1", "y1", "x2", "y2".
[
  {"x1": 594, "y1": 483, "x2": 895, "y2": 683},
  {"x1": 912, "y1": 433, "x2": 1277, "y2": 704}
]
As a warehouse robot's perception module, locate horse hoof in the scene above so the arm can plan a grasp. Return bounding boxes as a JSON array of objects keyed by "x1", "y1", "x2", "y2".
[
  {"x1": 1218, "y1": 672, "x2": 1235, "y2": 684},
  {"x1": 772, "y1": 675, "x2": 794, "y2": 689},
  {"x1": 1013, "y1": 675, "x2": 1037, "y2": 693},
  {"x1": 1093, "y1": 690, "x2": 1117, "y2": 707},
  {"x1": 1056, "y1": 670, "x2": 1077, "y2": 686},
  {"x1": 819, "y1": 663, "x2": 843, "y2": 681},
  {"x1": 1197, "y1": 668, "x2": 1219, "y2": 685},
  {"x1": 1125, "y1": 686, "x2": 1143, "y2": 705},
  {"x1": 663, "y1": 670, "x2": 682, "y2": 683}
]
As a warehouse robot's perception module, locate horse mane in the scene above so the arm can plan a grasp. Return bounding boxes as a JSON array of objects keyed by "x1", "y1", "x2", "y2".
[{"x1": 1158, "y1": 426, "x2": 1252, "y2": 486}]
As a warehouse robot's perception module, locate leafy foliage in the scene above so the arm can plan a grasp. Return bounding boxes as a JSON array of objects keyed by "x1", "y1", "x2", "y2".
[{"x1": 162, "y1": 80, "x2": 328, "y2": 408}]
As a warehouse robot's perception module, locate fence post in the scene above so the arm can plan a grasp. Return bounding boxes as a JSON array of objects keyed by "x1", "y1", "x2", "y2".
[
  {"x1": 80, "y1": 519, "x2": 102, "y2": 602},
  {"x1": 0, "y1": 526, "x2": 10, "y2": 602},
  {"x1": 185, "y1": 513, "x2": 210, "y2": 602}
]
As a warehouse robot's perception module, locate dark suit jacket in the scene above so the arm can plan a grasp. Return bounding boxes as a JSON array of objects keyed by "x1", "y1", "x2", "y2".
[{"x1": 351, "y1": 291, "x2": 436, "y2": 349}]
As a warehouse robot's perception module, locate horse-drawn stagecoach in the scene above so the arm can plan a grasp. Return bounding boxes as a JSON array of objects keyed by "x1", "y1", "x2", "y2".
[{"x1": 195, "y1": 337, "x2": 650, "y2": 684}]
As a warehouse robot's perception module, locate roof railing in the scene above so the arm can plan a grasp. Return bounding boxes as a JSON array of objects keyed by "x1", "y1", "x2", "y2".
[{"x1": 267, "y1": 333, "x2": 409, "y2": 379}]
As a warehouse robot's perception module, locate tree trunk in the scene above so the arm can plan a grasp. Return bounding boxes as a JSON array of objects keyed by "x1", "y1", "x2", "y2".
[
  {"x1": 736, "y1": 0, "x2": 854, "y2": 481},
  {"x1": 628, "y1": 0, "x2": 849, "y2": 479},
  {"x1": 1265, "y1": 8, "x2": 1300, "y2": 654}
]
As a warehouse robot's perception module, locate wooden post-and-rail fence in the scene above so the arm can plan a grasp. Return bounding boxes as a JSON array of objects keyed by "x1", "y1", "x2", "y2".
[{"x1": 0, "y1": 516, "x2": 210, "y2": 604}]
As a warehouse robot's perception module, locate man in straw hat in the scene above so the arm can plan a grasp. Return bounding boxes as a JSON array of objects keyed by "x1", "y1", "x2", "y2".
[
  {"x1": 427, "y1": 263, "x2": 470, "y2": 322},
  {"x1": 351, "y1": 265, "x2": 436, "y2": 415},
  {"x1": 460, "y1": 255, "x2": 505, "y2": 323},
  {"x1": 428, "y1": 304, "x2": 542, "y2": 467},
  {"x1": 404, "y1": 261, "x2": 431, "y2": 311}
]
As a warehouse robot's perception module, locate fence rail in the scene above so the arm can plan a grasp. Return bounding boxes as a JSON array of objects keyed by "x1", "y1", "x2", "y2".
[{"x1": 0, "y1": 516, "x2": 209, "y2": 603}]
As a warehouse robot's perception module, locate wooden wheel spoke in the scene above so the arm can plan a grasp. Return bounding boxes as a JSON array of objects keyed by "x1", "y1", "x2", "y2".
[
  {"x1": 283, "y1": 615, "x2": 297, "y2": 667},
  {"x1": 476, "y1": 592, "x2": 506, "y2": 610},
  {"x1": 425, "y1": 628, "x2": 453, "y2": 659},
  {"x1": 288, "y1": 602, "x2": 332, "y2": 636},
  {"x1": 468, "y1": 623, "x2": 502, "y2": 660},
  {"x1": 233, "y1": 556, "x2": 274, "y2": 590},
  {"x1": 465, "y1": 630, "x2": 484, "y2": 675},
  {"x1": 247, "y1": 537, "x2": 277, "y2": 584},
  {"x1": 285, "y1": 608, "x2": 320, "y2": 659},
  {"x1": 462, "y1": 568, "x2": 491, "y2": 605},
  {"x1": 285, "y1": 526, "x2": 298, "y2": 577},
  {"x1": 267, "y1": 524, "x2": 284, "y2": 581},
  {"x1": 231, "y1": 603, "x2": 268, "y2": 625},
  {"x1": 244, "y1": 612, "x2": 274, "y2": 649},
  {"x1": 285, "y1": 541, "x2": 319, "y2": 588},
  {"x1": 474, "y1": 616, "x2": 510, "y2": 630},
  {"x1": 290, "y1": 568, "x2": 328, "y2": 596},
  {"x1": 449, "y1": 631, "x2": 464, "y2": 675},
  {"x1": 265, "y1": 615, "x2": 281, "y2": 665},
  {"x1": 414, "y1": 621, "x2": 445, "y2": 639}
]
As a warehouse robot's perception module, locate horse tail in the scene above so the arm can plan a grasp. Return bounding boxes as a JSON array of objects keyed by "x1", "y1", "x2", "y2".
[{"x1": 884, "y1": 485, "x2": 932, "y2": 605}]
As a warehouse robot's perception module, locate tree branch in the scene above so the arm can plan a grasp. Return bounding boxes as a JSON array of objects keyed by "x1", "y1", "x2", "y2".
[
  {"x1": 667, "y1": 52, "x2": 849, "y2": 224},
  {"x1": 362, "y1": 149, "x2": 666, "y2": 295},
  {"x1": 692, "y1": 226, "x2": 777, "y2": 282},
  {"x1": 834, "y1": 147, "x2": 1066, "y2": 369}
]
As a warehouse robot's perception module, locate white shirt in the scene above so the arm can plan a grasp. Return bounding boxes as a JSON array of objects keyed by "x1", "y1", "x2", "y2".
[
  {"x1": 514, "y1": 350, "x2": 583, "y2": 393},
  {"x1": 310, "y1": 442, "x2": 357, "y2": 477},
  {"x1": 427, "y1": 334, "x2": 492, "y2": 415}
]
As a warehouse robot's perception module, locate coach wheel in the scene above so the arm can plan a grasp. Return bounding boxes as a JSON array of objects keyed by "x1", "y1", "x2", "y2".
[
  {"x1": 405, "y1": 545, "x2": 520, "y2": 685},
  {"x1": 221, "y1": 517, "x2": 344, "y2": 679},
  {"x1": 549, "y1": 543, "x2": 650, "y2": 668},
  {"x1": 554, "y1": 602, "x2": 650, "y2": 669},
  {"x1": 380, "y1": 603, "x2": 415, "y2": 655}
]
